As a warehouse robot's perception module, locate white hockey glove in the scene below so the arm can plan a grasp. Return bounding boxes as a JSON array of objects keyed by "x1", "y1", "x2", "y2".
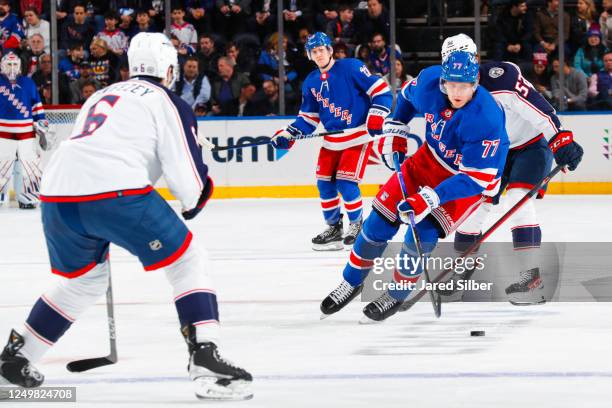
[
  {"x1": 34, "y1": 120, "x2": 56, "y2": 151},
  {"x1": 376, "y1": 120, "x2": 410, "y2": 171}
]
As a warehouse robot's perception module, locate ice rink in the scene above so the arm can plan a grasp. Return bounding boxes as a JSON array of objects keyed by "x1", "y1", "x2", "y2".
[{"x1": 1, "y1": 196, "x2": 611, "y2": 408}]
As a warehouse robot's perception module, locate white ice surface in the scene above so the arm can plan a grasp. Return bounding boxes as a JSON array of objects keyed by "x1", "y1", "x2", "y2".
[{"x1": 1, "y1": 196, "x2": 612, "y2": 408}]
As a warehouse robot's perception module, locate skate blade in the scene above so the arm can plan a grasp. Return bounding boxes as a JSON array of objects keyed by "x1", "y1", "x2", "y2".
[
  {"x1": 509, "y1": 298, "x2": 546, "y2": 306},
  {"x1": 194, "y1": 377, "x2": 253, "y2": 401},
  {"x1": 359, "y1": 315, "x2": 383, "y2": 325},
  {"x1": 312, "y1": 242, "x2": 344, "y2": 251},
  {"x1": 320, "y1": 313, "x2": 331, "y2": 320}
]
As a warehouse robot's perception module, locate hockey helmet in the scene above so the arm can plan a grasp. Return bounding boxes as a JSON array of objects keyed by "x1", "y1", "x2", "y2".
[
  {"x1": 440, "y1": 51, "x2": 479, "y2": 94},
  {"x1": 1, "y1": 52, "x2": 21, "y2": 82},
  {"x1": 441, "y1": 33, "x2": 477, "y2": 62},
  {"x1": 127, "y1": 32, "x2": 178, "y2": 88},
  {"x1": 305, "y1": 32, "x2": 332, "y2": 60}
]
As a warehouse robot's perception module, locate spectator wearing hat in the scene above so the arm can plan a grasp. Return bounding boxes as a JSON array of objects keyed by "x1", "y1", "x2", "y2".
[
  {"x1": 59, "y1": 3, "x2": 95, "y2": 51},
  {"x1": 22, "y1": 6, "x2": 50, "y2": 53},
  {"x1": 493, "y1": 0, "x2": 533, "y2": 63},
  {"x1": 96, "y1": 10, "x2": 129, "y2": 56},
  {"x1": 574, "y1": 28, "x2": 608, "y2": 78},
  {"x1": 525, "y1": 52, "x2": 553, "y2": 101},
  {"x1": 588, "y1": 50, "x2": 612, "y2": 109},
  {"x1": 89, "y1": 37, "x2": 119, "y2": 87},
  {"x1": 69, "y1": 61, "x2": 101, "y2": 103},
  {"x1": 551, "y1": 56, "x2": 588, "y2": 110},
  {"x1": 118, "y1": 7, "x2": 135, "y2": 36}
]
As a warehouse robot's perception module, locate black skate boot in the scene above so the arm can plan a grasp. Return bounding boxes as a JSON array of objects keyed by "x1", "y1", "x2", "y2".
[
  {"x1": 0, "y1": 330, "x2": 44, "y2": 389},
  {"x1": 18, "y1": 202, "x2": 37, "y2": 210},
  {"x1": 360, "y1": 292, "x2": 403, "y2": 323},
  {"x1": 320, "y1": 280, "x2": 363, "y2": 319},
  {"x1": 182, "y1": 325, "x2": 253, "y2": 401},
  {"x1": 312, "y1": 215, "x2": 344, "y2": 251},
  {"x1": 505, "y1": 267, "x2": 545, "y2": 305},
  {"x1": 343, "y1": 220, "x2": 362, "y2": 247}
]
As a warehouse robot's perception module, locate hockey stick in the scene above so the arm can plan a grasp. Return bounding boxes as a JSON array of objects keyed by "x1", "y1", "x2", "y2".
[
  {"x1": 392, "y1": 153, "x2": 442, "y2": 318},
  {"x1": 211, "y1": 129, "x2": 346, "y2": 151},
  {"x1": 66, "y1": 266, "x2": 117, "y2": 372},
  {"x1": 398, "y1": 163, "x2": 564, "y2": 313}
]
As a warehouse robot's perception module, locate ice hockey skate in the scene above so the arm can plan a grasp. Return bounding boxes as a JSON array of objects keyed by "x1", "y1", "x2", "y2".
[
  {"x1": 505, "y1": 267, "x2": 546, "y2": 306},
  {"x1": 343, "y1": 219, "x2": 362, "y2": 247},
  {"x1": 183, "y1": 325, "x2": 253, "y2": 401},
  {"x1": 312, "y1": 215, "x2": 344, "y2": 251},
  {"x1": 0, "y1": 330, "x2": 44, "y2": 389},
  {"x1": 320, "y1": 280, "x2": 363, "y2": 319},
  {"x1": 360, "y1": 292, "x2": 403, "y2": 323}
]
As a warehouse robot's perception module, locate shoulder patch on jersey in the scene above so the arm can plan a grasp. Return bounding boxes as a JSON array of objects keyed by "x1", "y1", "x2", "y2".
[
  {"x1": 488, "y1": 67, "x2": 504, "y2": 78},
  {"x1": 360, "y1": 65, "x2": 372, "y2": 77}
]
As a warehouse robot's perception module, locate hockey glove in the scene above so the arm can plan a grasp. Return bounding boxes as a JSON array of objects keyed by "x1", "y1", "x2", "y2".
[
  {"x1": 376, "y1": 120, "x2": 410, "y2": 171},
  {"x1": 397, "y1": 186, "x2": 440, "y2": 224},
  {"x1": 548, "y1": 131, "x2": 583, "y2": 171},
  {"x1": 34, "y1": 120, "x2": 55, "y2": 151},
  {"x1": 366, "y1": 105, "x2": 390, "y2": 137},
  {"x1": 270, "y1": 125, "x2": 299, "y2": 149},
  {"x1": 182, "y1": 176, "x2": 214, "y2": 220}
]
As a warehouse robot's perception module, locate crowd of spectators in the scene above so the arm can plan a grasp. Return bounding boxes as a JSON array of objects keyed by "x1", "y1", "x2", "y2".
[
  {"x1": 0, "y1": 0, "x2": 401, "y2": 116},
  {"x1": 492, "y1": 0, "x2": 611, "y2": 110},
  {"x1": 0, "y1": 0, "x2": 610, "y2": 114}
]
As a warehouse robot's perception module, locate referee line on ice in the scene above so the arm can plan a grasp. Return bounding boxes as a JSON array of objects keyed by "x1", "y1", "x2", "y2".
[{"x1": 46, "y1": 371, "x2": 612, "y2": 385}]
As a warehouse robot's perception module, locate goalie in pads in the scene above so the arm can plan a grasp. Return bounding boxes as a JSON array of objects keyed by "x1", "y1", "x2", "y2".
[
  {"x1": 0, "y1": 52, "x2": 48, "y2": 209},
  {"x1": 0, "y1": 33, "x2": 252, "y2": 401}
]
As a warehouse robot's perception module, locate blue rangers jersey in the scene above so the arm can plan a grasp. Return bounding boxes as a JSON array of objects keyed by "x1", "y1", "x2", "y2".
[
  {"x1": 480, "y1": 61, "x2": 562, "y2": 148},
  {"x1": 0, "y1": 74, "x2": 44, "y2": 139},
  {"x1": 0, "y1": 13, "x2": 24, "y2": 50},
  {"x1": 394, "y1": 66, "x2": 509, "y2": 204},
  {"x1": 291, "y1": 58, "x2": 392, "y2": 151}
]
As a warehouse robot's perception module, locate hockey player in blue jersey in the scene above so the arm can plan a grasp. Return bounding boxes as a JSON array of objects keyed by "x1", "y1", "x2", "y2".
[
  {"x1": 320, "y1": 50, "x2": 510, "y2": 322},
  {"x1": 270, "y1": 32, "x2": 393, "y2": 251},
  {"x1": 0, "y1": 52, "x2": 47, "y2": 209},
  {"x1": 435, "y1": 34, "x2": 584, "y2": 305}
]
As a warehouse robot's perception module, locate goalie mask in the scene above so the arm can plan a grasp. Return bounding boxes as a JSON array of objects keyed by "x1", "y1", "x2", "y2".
[{"x1": 1, "y1": 52, "x2": 22, "y2": 82}]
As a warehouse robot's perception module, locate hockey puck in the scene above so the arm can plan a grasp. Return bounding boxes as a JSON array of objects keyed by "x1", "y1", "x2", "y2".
[{"x1": 470, "y1": 330, "x2": 485, "y2": 337}]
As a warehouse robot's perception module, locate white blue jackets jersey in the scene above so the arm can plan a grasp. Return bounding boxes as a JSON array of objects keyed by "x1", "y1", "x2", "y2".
[
  {"x1": 291, "y1": 58, "x2": 392, "y2": 150},
  {"x1": 0, "y1": 74, "x2": 44, "y2": 138},
  {"x1": 41, "y1": 78, "x2": 209, "y2": 213},
  {"x1": 394, "y1": 66, "x2": 509, "y2": 204},
  {"x1": 479, "y1": 61, "x2": 561, "y2": 148}
]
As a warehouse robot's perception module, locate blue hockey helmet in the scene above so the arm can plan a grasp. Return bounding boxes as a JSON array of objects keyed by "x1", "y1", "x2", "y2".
[
  {"x1": 305, "y1": 32, "x2": 332, "y2": 60},
  {"x1": 440, "y1": 50, "x2": 479, "y2": 92}
]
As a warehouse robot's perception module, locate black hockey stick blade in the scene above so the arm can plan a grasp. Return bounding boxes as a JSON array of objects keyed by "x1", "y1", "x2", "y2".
[{"x1": 66, "y1": 355, "x2": 117, "y2": 372}]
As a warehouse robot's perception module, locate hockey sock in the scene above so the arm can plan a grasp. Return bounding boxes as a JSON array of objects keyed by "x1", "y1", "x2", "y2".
[
  {"x1": 507, "y1": 189, "x2": 542, "y2": 273},
  {"x1": 165, "y1": 243, "x2": 219, "y2": 344},
  {"x1": 20, "y1": 261, "x2": 110, "y2": 363},
  {"x1": 317, "y1": 179, "x2": 341, "y2": 225},
  {"x1": 389, "y1": 218, "x2": 439, "y2": 301},
  {"x1": 336, "y1": 179, "x2": 363, "y2": 223},
  {"x1": 343, "y1": 211, "x2": 398, "y2": 286}
]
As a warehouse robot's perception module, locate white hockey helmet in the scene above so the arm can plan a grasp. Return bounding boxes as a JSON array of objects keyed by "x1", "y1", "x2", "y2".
[
  {"x1": 127, "y1": 32, "x2": 178, "y2": 88},
  {"x1": 441, "y1": 33, "x2": 477, "y2": 62},
  {"x1": 1, "y1": 52, "x2": 21, "y2": 82}
]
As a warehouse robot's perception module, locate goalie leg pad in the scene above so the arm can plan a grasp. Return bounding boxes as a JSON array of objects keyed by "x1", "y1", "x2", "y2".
[
  {"x1": 0, "y1": 139, "x2": 17, "y2": 194},
  {"x1": 15, "y1": 139, "x2": 42, "y2": 205}
]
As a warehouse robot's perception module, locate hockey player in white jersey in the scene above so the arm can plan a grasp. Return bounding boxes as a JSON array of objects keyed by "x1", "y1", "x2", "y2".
[
  {"x1": 0, "y1": 52, "x2": 47, "y2": 209},
  {"x1": 0, "y1": 33, "x2": 252, "y2": 401},
  {"x1": 426, "y1": 34, "x2": 583, "y2": 304}
]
